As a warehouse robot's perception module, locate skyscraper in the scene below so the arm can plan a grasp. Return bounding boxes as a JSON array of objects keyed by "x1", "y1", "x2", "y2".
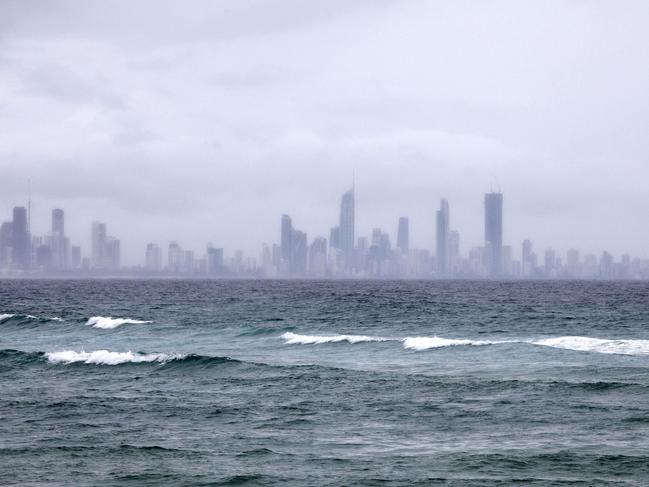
[
  {"x1": 0, "y1": 222, "x2": 13, "y2": 269},
  {"x1": 146, "y1": 243, "x2": 163, "y2": 272},
  {"x1": 309, "y1": 237, "x2": 327, "y2": 276},
  {"x1": 51, "y1": 209, "x2": 66, "y2": 270},
  {"x1": 280, "y1": 214, "x2": 293, "y2": 274},
  {"x1": 207, "y1": 247, "x2": 224, "y2": 275},
  {"x1": 339, "y1": 189, "x2": 355, "y2": 273},
  {"x1": 397, "y1": 217, "x2": 409, "y2": 254},
  {"x1": 52, "y1": 209, "x2": 64, "y2": 236},
  {"x1": 522, "y1": 239, "x2": 533, "y2": 276},
  {"x1": 484, "y1": 192, "x2": 503, "y2": 276},
  {"x1": 12, "y1": 207, "x2": 30, "y2": 270},
  {"x1": 91, "y1": 221, "x2": 107, "y2": 269},
  {"x1": 71, "y1": 245, "x2": 81, "y2": 269},
  {"x1": 292, "y1": 229, "x2": 307, "y2": 276},
  {"x1": 436, "y1": 198, "x2": 450, "y2": 275},
  {"x1": 449, "y1": 230, "x2": 460, "y2": 274}
]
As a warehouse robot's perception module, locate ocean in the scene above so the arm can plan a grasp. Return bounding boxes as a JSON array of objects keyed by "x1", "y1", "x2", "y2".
[{"x1": 1, "y1": 279, "x2": 649, "y2": 486}]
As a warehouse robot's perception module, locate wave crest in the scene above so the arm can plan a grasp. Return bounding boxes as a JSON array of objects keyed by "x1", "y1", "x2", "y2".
[
  {"x1": 46, "y1": 350, "x2": 183, "y2": 365},
  {"x1": 534, "y1": 336, "x2": 649, "y2": 356},
  {"x1": 402, "y1": 336, "x2": 510, "y2": 351},
  {"x1": 86, "y1": 316, "x2": 152, "y2": 329},
  {"x1": 0, "y1": 313, "x2": 38, "y2": 322},
  {"x1": 280, "y1": 332, "x2": 389, "y2": 345}
]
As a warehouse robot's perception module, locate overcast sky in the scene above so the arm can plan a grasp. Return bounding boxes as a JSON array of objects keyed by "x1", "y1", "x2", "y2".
[{"x1": 1, "y1": 0, "x2": 648, "y2": 265}]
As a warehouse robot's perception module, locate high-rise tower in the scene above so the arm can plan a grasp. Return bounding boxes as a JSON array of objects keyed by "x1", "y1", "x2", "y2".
[
  {"x1": 91, "y1": 221, "x2": 107, "y2": 269},
  {"x1": 280, "y1": 214, "x2": 293, "y2": 275},
  {"x1": 339, "y1": 188, "x2": 355, "y2": 273},
  {"x1": 52, "y1": 209, "x2": 64, "y2": 236},
  {"x1": 436, "y1": 199, "x2": 450, "y2": 275},
  {"x1": 397, "y1": 217, "x2": 409, "y2": 254},
  {"x1": 484, "y1": 192, "x2": 503, "y2": 276},
  {"x1": 12, "y1": 207, "x2": 29, "y2": 270}
]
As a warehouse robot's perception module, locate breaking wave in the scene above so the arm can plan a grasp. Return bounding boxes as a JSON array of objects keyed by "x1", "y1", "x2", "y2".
[
  {"x1": 0, "y1": 349, "x2": 247, "y2": 369},
  {"x1": 86, "y1": 316, "x2": 152, "y2": 329},
  {"x1": 279, "y1": 332, "x2": 649, "y2": 356},
  {"x1": 0, "y1": 313, "x2": 38, "y2": 322},
  {"x1": 534, "y1": 336, "x2": 649, "y2": 356},
  {"x1": 46, "y1": 350, "x2": 183, "y2": 365},
  {"x1": 402, "y1": 336, "x2": 514, "y2": 351},
  {"x1": 280, "y1": 332, "x2": 389, "y2": 345}
]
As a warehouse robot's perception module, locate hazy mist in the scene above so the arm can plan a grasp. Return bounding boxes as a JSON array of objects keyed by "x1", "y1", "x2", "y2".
[{"x1": 2, "y1": 0, "x2": 649, "y2": 265}]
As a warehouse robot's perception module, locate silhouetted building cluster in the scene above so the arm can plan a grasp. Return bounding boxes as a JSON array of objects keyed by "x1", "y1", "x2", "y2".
[
  {"x1": 0, "y1": 207, "x2": 83, "y2": 274},
  {"x1": 266, "y1": 188, "x2": 649, "y2": 280},
  {"x1": 2, "y1": 188, "x2": 649, "y2": 279}
]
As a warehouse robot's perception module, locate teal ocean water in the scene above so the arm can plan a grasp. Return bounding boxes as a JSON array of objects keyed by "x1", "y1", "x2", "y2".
[{"x1": 2, "y1": 280, "x2": 649, "y2": 486}]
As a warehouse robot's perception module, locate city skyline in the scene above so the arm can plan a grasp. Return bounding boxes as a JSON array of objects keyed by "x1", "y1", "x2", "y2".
[{"x1": 1, "y1": 186, "x2": 648, "y2": 280}]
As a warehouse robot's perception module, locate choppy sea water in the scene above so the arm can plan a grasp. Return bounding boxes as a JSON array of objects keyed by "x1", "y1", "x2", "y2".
[{"x1": 2, "y1": 279, "x2": 649, "y2": 486}]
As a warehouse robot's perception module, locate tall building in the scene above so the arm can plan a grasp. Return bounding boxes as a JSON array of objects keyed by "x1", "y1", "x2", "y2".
[
  {"x1": 309, "y1": 237, "x2": 327, "y2": 276},
  {"x1": 168, "y1": 241, "x2": 183, "y2": 273},
  {"x1": 280, "y1": 214, "x2": 293, "y2": 275},
  {"x1": 52, "y1": 209, "x2": 64, "y2": 236},
  {"x1": 449, "y1": 230, "x2": 460, "y2": 274},
  {"x1": 91, "y1": 221, "x2": 107, "y2": 269},
  {"x1": 436, "y1": 199, "x2": 450, "y2": 275},
  {"x1": 145, "y1": 243, "x2": 163, "y2": 272},
  {"x1": 339, "y1": 189, "x2": 355, "y2": 273},
  {"x1": 292, "y1": 230, "x2": 307, "y2": 276},
  {"x1": 12, "y1": 207, "x2": 30, "y2": 270},
  {"x1": 0, "y1": 222, "x2": 13, "y2": 269},
  {"x1": 71, "y1": 245, "x2": 81, "y2": 269},
  {"x1": 329, "y1": 226, "x2": 340, "y2": 249},
  {"x1": 544, "y1": 248, "x2": 557, "y2": 276},
  {"x1": 207, "y1": 247, "x2": 224, "y2": 275},
  {"x1": 522, "y1": 239, "x2": 533, "y2": 276},
  {"x1": 397, "y1": 217, "x2": 409, "y2": 254},
  {"x1": 484, "y1": 192, "x2": 503, "y2": 276},
  {"x1": 566, "y1": 249, "x2": 581, "y2": 277},
  {"x1": 50, "y1": 209, "x2": 67, "y2": 270},
  {"x1": 106, "y1": 238, "x2": 120, "y2": 270}
]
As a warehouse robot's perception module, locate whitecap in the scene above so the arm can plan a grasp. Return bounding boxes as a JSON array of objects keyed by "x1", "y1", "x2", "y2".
[
  {"x1": 280, "y1": 332, "x2": 389, "y2": 345},
  {"x1": 402, "y1": 336, "x2": 511, "y2": 351},
  {"x1": 533, "y1": 336, "x2": 649, "y2": 356},
  {"x1": 86, "y1": 316, "x2": 152, "y2": 329},
  {"x1": 46, "y1": 350, "x2": 183, "y2": 365},
  {"x1": 0, "y1": 313, "x2": 36, "y2": 321},
  {"x1": 49, "y1": 317, "x2": 65, "y2": 322}
]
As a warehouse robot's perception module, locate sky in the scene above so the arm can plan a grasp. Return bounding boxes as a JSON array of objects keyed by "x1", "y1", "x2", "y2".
[{"x1": 1, "y1": 0, "x2": 648, "y2": 265}]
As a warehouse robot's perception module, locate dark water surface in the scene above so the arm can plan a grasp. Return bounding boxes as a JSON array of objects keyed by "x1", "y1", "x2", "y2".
[{"x1": 2, "y1": 280, "x2": 649, "y2": 486}]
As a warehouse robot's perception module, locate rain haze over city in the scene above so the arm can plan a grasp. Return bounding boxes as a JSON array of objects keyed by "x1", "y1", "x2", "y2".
[{"x1": 2, "y1": 0, "x2": 649, "y2": 277}]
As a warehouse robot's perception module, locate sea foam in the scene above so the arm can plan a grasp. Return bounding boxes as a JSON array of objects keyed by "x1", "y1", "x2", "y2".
[
  {"x1": 533, "y1": 336, "x2": 649, "y2": 356},
  {"x1": 86, "y1": 316, "x2": 152, "y2": 329},
  {"x1": 0, "y1": 313, "x2": 37, "y2": 322},
  {"x1": 46, "y1": 350, "x2": 182, "y2": 365},
  {"x1": 280, "y1": 332, "x2": 389, "y2": 345},
  {"x1": 401, "y1": 336, "x2": 511, "y2": 351},
  {"x1": 278, "y1": 331, "x2": 649, "y2": 356}
]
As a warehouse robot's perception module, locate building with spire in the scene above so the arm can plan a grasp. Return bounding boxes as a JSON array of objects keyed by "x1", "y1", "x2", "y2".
[
  {"x1": 484, "y1": 192, "x2": 503, "y2": 276},
  {"x1": 339, "y1": 188, "x2": 355, "y2": 274}
]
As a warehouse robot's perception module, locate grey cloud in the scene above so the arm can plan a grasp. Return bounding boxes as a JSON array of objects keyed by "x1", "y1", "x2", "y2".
[
  {"x1": 1, "y1": 0, "x2": 649, "y2": 264},
  {"x1": 20, "y1": 64, "x2": 127, "y2": 109}
]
